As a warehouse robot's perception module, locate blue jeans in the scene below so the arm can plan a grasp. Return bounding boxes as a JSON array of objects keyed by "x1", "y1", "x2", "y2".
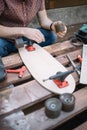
[{"x1": 0, "y1": 28, "x2": 57, "y2": 57}]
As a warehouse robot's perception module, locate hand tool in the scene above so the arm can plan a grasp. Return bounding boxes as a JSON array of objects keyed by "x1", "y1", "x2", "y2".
[
  {"x1": 6, "y1": 66, "x2": 26, "y2": 78},
  {"x1": 66, "y1": 54, "x2": 80, "y2": 77}
]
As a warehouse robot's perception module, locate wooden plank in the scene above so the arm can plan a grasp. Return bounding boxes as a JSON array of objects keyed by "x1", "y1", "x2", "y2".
[
  {"x1": 0, "y1": 101, "x2": 86, "y2": 130},
  {"x1": 44, "y1": 40, "x2": 79, "y2": 56},
  {"x1": 0, "y1": 41, "x2": 81, "y2": 118},
  {"x1": 74, "y1": 121, "x2": 87, "y2": 130},
  {"x1": 0, "y1": 65, "x2": 80, "y2": 118},
  {"x1": 2, "y1": 40, "x2": 78, "y2": 68},
  {"x1": 0, "y1": 80, "x2": 51, "y2": 118},
  {"x1": 0, "y1": 63, "x2": 80, "y2": 118},
  {"x1": 0, "y1": 68, "x2": 31, "y2": 87},
  {"x1": 0, "y1": 111, "x2": 28, "y2": 130},
  {"x1": 2, "y1": 53, "x2": 22, "y2": 69},
  {"x1": 45, "y1": 0, "x2": 87, "y2": 9},
  {"x1": 0, "y1": 75, "x2": 83, "y2": 119},
  {"x1": 21, "y1": 87, "x2": 87, "y2": 130},
  {"x1": 56, "y1": 49, "x2": 82, "y2": 66}
]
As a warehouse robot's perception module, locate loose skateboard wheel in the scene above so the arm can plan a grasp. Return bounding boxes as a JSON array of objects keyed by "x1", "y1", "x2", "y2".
[
  {"x1": 45, "y1": 97, "x2": 62, "y2": 118},
  {"x1": 59, "y1": 93, "x2": 75, "y2": 112},
  {"x1": 15, "y1": 38, "x2": 24, "y2": 48},
  {"x1": 55, "y1": 22, "x2": 65, "y2": 33}
]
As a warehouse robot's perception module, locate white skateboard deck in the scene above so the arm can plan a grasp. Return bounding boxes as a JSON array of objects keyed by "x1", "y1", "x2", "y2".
[{"x1": 18, "y1": 43, "x2": 75, "y2": 94}]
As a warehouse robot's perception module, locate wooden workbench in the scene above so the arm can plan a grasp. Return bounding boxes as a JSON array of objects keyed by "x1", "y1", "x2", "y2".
[
  {"x1": 0, "y1": 39, "x2": 87, "y2": 130},
  {"x1": 0, "y1": 0, "x2": 87, "y2": 129}
]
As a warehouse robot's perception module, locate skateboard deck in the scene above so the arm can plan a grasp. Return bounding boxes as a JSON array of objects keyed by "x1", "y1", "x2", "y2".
[{"x1": 18, "y1": 43, "x2": 75, "y2": 94}]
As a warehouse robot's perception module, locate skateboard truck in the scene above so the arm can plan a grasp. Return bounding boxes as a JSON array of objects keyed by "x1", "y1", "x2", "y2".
[
  {"x1": 6, "y1": 66, "x2": 26, "y2": 78},
  {"x1": 43, "y1": 69, "x2": 74, "y2": 88},
  {"x1": 66, "y1": 54, "x2": 81, "y2": 77},
  {"x1": 15, "y1": 38, "x2": 35, "y2": 51},
  {"x1": 26, "y1": 40, "x2": 35, "y2": 51}
]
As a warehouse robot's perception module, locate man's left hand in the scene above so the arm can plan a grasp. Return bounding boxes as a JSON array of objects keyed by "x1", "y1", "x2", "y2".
[{"x1": 51, "y1": 21, "x2": 67, "y2": 38}]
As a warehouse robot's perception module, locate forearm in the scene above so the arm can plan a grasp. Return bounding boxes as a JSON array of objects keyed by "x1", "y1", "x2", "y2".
[
  {"x1": 0, "y1": 25, "x2": 45, "y2": 43},
  {"x1": 39, "y1": 12, "x2": 53, "y2": 30},
  {"x1": 38, "y1": 10, "x2": 53, "y2": 30},
  {"x1": 40, "y1": 17, "x2": 53, "y2": 30},
  {"x1": 0, "y1": 25, "x2": 23, "y2": 39},
  {"x1": 38, "y1": 10, "x2": 67, "y2": 38}
]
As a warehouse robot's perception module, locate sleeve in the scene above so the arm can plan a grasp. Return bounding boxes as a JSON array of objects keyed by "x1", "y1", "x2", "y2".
[
  {"x1": 39, "y1": 0, "x2": 45, "y2": 11},
  {"x1": 0, "y1": 0, "x2": 4, "y2": 15}
]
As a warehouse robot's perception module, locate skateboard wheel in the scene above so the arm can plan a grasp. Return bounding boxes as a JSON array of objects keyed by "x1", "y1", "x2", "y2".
[
  {"x1": 59, "y1": 93, "x2": 75, "y2": 112},
  {"x1": 45, "y1": 97, "x2": 62, "y2": 118},
  {"x1": 55, "y1": 23, "x2": 65, "y2": 33},
  {"x1": 15, "y1": 38, "x2": 24, "y2": 48}
]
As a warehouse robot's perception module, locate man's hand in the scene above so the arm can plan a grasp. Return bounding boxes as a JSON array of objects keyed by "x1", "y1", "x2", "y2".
[
  {"x1": 22, "y1": 28, "x2": 45, "y2": 43},
  {"x1": 51, "y1": 21, "x2": 67, "y2": 38}
]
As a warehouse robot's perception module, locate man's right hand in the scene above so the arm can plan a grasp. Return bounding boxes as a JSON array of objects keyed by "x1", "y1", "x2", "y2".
[{"x1": 22, "y1": 28, "x2": 45, "y2": 43}]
